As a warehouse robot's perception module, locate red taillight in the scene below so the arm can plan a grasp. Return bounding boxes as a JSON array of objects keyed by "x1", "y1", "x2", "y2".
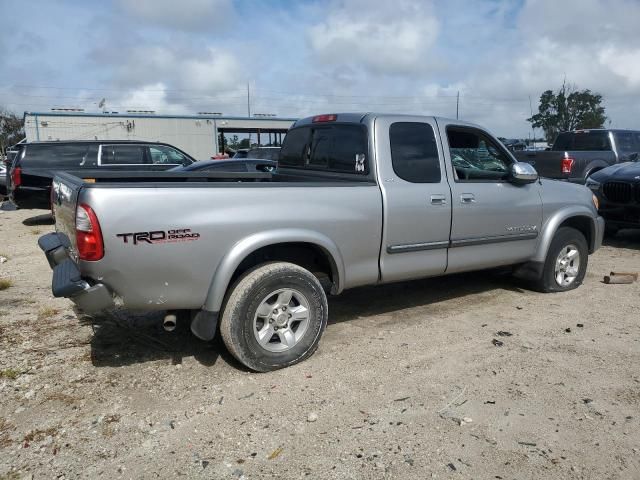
[
  {"x1": 11, "y1": 167, "x2": 21, "y2": 188},
  {"x1": 76, "y1": 204, "x2": 104, "y2": 261},
  {"x1": 312, "y1": 114, "x2": 337, "y2": 123},
  {"x1": 561, "y1": 156, "x2": 575, "y2": 174}
]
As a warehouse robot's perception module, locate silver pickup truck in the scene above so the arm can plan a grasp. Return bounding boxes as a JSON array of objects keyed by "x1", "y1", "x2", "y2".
[{"x1": 39, "y1": 113, "x2": 604, "y2": 371}]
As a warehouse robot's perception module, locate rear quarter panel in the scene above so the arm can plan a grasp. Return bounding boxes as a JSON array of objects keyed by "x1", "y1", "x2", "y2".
[
  {"x1": 78, "y1": 183, "x2": 383, "y2": 309},
  {"x1": 569, "y1": 151, "x2": 617, "y2": 180}
]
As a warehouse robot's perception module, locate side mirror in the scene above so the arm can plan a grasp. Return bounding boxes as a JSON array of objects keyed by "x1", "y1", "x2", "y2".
[
  {"x1": 629, "y1": 152, "x2": 638, "y2": 161},
  {"x1": 510, "y1": 162, "x2": 538, "y2": 185}
]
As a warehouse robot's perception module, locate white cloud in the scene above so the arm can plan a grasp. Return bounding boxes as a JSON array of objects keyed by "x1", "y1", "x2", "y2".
[
  {"x1": 518, "y1": 0, "x2": 640, "y2": 48},
  {"x1": 308, "y1": 0, "x2": 439, "y2": 74},
  {"x1": 4, "y1": 0, "x2": 640, "y2": 136},
  {"x1": 110, "y1": 46, "x2": 242, "y2": 95},
  {"x1": 115, "y1": 83, "x2": 186, "y2": 114},
  {"x1": 117, "y1": 0, "x2": 234, "y2": 31},
  {"x1": 598, "y1": 47, "x2": 640, "y2": 88}
]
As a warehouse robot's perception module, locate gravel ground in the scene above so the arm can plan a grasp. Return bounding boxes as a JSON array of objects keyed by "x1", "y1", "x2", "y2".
[{"x1": 1, "y1": 207, "x2": 639, "y2": 480}]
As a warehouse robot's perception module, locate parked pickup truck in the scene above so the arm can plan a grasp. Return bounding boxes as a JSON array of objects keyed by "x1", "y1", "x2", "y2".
[
  {"x1": 39, "y1": 113, "x2": 604, "y2": 371},
  {"x1": 514, "y1": 129, "x2": 640, "y2": 183}
]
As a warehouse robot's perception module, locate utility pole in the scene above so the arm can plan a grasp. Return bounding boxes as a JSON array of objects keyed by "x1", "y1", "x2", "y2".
[
  {"x1": 456, "y1": 91, "x2": 460, "y2": 120},
  {"x1": 247, "y1": 83, "x2": 251, "y2": 147},
  {"x1": 247, "y1": 83, "x2": 251, "y2": 118}
]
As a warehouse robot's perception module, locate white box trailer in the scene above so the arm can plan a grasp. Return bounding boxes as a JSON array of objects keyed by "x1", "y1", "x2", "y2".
[{"x1": 23, "y1": 112, "x2": 295, "y2": 160}]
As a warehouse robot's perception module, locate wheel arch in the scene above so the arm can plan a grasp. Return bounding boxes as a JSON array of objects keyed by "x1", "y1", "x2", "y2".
[
  {"x1": 582, "y1": 160, "x2": 610, "y2": 180},
  {"x1": 203, "y1": 229, "x2": 345, "y2": 313},
  {"x1": 533, "y1": 208, "x2": 597, "y2": 263}
]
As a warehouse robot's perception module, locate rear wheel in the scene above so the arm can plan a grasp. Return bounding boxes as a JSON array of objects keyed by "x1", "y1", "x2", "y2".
[
  {"x1": 220, "y1": 262, "x2": 328, "y2": 372},
  {"x1": 532, "y1": 227, "x2": 588, "y2": 292}
]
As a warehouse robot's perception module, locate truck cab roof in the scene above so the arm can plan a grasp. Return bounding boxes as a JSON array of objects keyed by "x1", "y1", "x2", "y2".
[{"x1": 292, "y1": 113, "x2": 482, "y2": 130}]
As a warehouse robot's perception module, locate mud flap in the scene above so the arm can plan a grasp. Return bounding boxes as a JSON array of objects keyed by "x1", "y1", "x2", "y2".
[
  {"x1": 512, "y1": 261, "x2": 544, "y2": 281},
  {"x1": 190, "y1": 309, "x2": 219, "y2": 341}
]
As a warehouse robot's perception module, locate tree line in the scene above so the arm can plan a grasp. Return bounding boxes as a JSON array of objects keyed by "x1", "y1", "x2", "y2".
[{"x1": 1, "y1": 109, "x2": 25, "y2": 157}]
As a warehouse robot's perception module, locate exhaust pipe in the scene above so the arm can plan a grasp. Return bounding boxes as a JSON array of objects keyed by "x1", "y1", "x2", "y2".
[{"x1": 163, "y1": 313, "x2": 177, "y2": 332}]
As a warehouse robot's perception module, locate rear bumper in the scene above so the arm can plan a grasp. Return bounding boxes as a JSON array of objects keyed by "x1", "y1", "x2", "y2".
[{"x1": 38, "y1": 232, "x2": 114, "y2": 313}]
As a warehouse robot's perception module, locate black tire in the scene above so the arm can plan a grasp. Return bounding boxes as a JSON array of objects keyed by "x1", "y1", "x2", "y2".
[
  {"x1": 220, "y1": 262, "x2": 328, "y2": 372},
  {"x1": 532, "y1": 227, "x2": 588, "y2": 293},
  {"x1": 604, "y1": 224, "x2": 619, "y2": 237}
]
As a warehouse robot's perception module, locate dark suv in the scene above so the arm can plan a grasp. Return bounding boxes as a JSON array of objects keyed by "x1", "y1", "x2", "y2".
[{"x1": 7, "y1": 140, "x2": 195, "y2": 209}]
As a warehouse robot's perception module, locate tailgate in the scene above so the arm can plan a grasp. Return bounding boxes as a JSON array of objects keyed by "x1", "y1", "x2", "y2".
[{"x1": 51, "y1": 173, "x2": 84, "y2": 254}]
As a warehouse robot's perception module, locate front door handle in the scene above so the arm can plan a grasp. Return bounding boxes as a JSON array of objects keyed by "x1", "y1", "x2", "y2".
[
  {"x1": 460, "y1": 193, "x2": 476, "y2": 204},
  {"x1": 430, "y1": 194, "x2": 447, "y2": 205}
]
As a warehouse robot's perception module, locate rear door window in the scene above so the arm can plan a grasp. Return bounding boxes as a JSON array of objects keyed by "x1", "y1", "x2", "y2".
[
  {"x1": 101, "y1": 145, "x2": 147, "y2": 165},
  {"x1": 21, "y1": 144, "x2": 95, "y2": 168},
  {"x1": 554, "y1": 131, "x2": 612, "y2": 151},
  {"x1": 389, "y1": 122, "x2": 441, "y2": 183}
]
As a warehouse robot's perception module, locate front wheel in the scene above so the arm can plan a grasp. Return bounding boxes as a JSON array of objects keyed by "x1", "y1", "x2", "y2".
[
  {"x1": 220, "y1": 262, "x2": 328, "y2": 372},
  {"x1": 532, "y1": 227, "x2": 588, "y2": 293}
]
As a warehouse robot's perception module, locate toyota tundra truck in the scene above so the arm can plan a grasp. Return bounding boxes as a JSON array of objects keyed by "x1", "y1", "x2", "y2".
[{"x1": 39, "y1": 113, "x2": 604, "y2": 371}]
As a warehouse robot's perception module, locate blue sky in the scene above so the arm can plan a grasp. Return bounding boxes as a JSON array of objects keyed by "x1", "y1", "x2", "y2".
[{"x1": 1, "y1": 0, "x2": 640, "y2": 137}]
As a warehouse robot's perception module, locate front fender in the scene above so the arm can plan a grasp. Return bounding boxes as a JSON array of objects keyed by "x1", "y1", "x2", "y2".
[
  {"x1": 532, "y1": 206, "x2": 598, "y2": 263},
  {"x1": 582, "y1": 159, "x2": 611, "y2": 179},
  {"x1": 203, "y1": 229, "x2": 346, "y2": 313}
]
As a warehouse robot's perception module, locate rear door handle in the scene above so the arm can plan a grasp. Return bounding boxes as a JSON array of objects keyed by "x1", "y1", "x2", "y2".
[
  {"x1": 460, "y1": 193, "x2": 476, "y2": 204},
  {"x1": 430, "y1": 194, "x2": 447, "y2": 205}
]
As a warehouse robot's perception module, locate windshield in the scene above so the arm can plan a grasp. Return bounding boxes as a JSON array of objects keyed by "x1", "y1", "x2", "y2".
[{"x1": 247, "y1": 148, "x2": 280, "y2": 160}]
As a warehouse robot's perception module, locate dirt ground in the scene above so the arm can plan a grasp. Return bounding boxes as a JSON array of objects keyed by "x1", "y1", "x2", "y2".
[{"x1": 0, "y1": 206, "x2": 639, "y2": 480}]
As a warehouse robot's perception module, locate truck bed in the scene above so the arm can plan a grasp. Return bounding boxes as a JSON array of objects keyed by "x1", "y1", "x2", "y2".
[
  {"x1": 514, "y1": 150, "x2": 616, "y2": 182},
  {"x1": 51, "y1": 170, "x2": 382, "y2": 310}
]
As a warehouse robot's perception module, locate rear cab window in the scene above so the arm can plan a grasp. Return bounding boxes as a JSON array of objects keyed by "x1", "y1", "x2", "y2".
[
  {"x1": 553, "y1": 131, "x2": 612, "y2": 151},
  {"x1": 280, "y1": 124, "x2": 369, "y2": 175}
]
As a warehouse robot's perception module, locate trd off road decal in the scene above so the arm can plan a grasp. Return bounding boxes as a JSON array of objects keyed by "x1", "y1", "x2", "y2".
[{"x1": 116, "y1": 228, "x2": 200, "y2": 245}]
